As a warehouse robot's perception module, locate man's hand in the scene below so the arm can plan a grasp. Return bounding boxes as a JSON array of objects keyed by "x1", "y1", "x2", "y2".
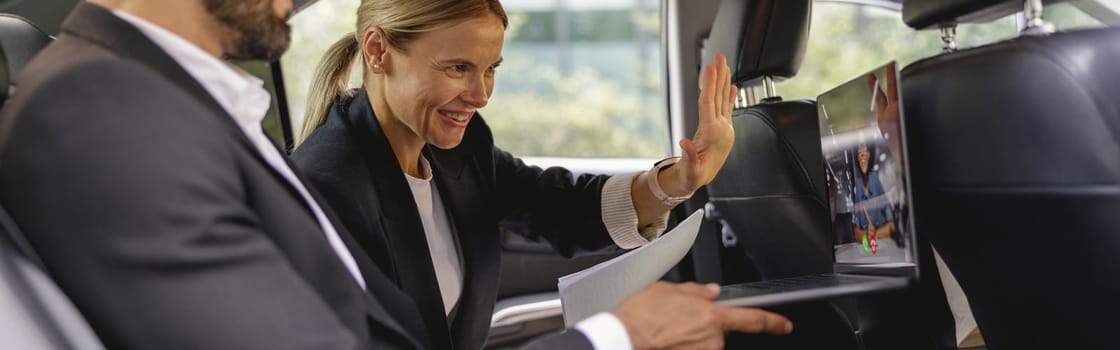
[
  {"x1": 613, "y1": 282, "x2": 793, "y2": 350},
  {"x1": 661, "y1": 53, "x2": 738, "y2": 197}
]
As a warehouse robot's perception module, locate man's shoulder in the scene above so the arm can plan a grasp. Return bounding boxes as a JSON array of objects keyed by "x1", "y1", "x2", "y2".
[
  {"x1": 20, "y1": 43, "x2": 177, "y2": 101},
  {"x1": 10, "y1": 40, "x2": 210, "y2": 128},
  {"x1": 1, "y1": 43, "x2": 233, "y2": 159}
]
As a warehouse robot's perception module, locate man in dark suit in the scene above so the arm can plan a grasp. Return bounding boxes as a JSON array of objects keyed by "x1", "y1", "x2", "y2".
[{"x1": 0, "y1": 0, "x2": 791, "y2": 349}]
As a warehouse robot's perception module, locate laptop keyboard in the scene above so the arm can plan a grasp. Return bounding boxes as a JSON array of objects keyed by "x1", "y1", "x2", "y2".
[{"x1": 719, "y1": 273, "x2": 881, "y2": 297}]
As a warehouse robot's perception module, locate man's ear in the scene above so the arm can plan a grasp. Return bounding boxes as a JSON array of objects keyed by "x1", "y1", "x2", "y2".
[{"x1": 362, "y1": 27, "x2": 390, "y2": 73}]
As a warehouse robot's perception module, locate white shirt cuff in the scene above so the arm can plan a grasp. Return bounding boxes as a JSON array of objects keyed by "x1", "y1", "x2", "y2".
[
  {"x1": 601, "y1": 172, "x2": 670, "y2": 249},
  {"x1": 574, "y1": 312, "x2": 633, "y2": 350}
]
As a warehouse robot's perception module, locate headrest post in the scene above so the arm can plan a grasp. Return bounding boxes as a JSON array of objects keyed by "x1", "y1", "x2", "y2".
[
  {"x1": 762, "y1": 76, "x2": 776, "y2": 99},
  {"x1": 735, "y1": 88, "x2": 747, "y2": 109},
  {"x1": 1021, "y1": 0, "x2": 1055, "y2": 35},
  {"x1": 940, "y1": 25, "x2": 958, "y2": 52}
]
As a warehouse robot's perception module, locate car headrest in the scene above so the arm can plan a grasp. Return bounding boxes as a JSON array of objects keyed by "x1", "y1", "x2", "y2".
[
  {"x1": 903, "y1": 0, "x2": 1069, "y2": 30},
  {"x1": 0, "y1": 14, "x2": 50, "y2": 105},
  {"x1": 704, "y1": 0, "x2": 812, "y2": 85}
]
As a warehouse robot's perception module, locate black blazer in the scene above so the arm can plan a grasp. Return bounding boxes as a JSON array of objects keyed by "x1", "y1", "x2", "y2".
[
  {"x1": 293, "y1": 90, "x2": 619, "y2": 349},
  {"x1": 0, "y1": 3, "x2": 433, "y2": 349}
]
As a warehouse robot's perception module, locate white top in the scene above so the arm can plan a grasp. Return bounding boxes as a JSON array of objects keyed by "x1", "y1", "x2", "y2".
[
  {"x1": 404, "y1": 157, "x2": 463, "y2": 315},
  {"x1": 113, "y1": 10, "x2": 366, "y2": 290}
]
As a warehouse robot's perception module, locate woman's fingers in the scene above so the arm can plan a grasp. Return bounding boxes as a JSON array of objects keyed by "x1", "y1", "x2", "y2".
[
  {"x1": 728, "y1": 84, "x2": 738, "y2": 120},
  {"x1": 725, "y1": 54, "x2": 734, "y2": 116},
  {"x1": 716, "y1": 53, "x2": 725, "y2": 116},
  {"x1": 700, "y1": 63, "x2": 717, "y2": 117}
]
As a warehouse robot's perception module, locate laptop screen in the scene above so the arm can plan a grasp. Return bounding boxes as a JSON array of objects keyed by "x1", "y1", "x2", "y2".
[{"x1": 818, "y1": 61, "x2": 915, "y2": 266}]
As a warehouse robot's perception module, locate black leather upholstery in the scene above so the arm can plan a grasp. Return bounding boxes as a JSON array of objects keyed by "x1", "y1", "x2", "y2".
[
  {"x1": 711, "y1": 100, "x2": 865, "y2": 350},
  {"x1": 707, "y1": 100, "x2": 833, "y2": 279},
  {"x1": 0, "y1": 14, "x2": 49, "y2": 104},
  {"x1": 704, "y1": 0, "x2": 811, "y2": 84},
  {"x1": 902, "y1": 27, "x2": 1120, "y2": 350},
  {"x1": 903, "y1": 0, "x2": 1069, "y2": 30}
]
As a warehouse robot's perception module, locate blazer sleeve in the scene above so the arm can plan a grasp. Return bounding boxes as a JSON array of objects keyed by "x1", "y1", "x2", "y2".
[
  {"x1": 490, "y1": 146, "x2": 617, "y2": 257},
  {"x1": 0, "y1": 61, "x2": 372, "y2": 349},
  {"x1": 517, "y1": 330, "x2": 595, "y2": 350}
]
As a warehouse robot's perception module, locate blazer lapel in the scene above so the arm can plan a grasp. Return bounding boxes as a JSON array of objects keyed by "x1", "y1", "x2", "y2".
[
  {"x1": 428, "y1": 139, "x2": 501, "y2": 350},
  {"x1": 59, "y1": 3, "x2": 316, "y2": 218},
  {"x1": 347, "y1": 92, "x2": 454, "y2": 348}
]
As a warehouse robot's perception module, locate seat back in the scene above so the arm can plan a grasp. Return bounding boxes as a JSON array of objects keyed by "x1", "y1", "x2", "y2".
[
  {"x1": 704, "y1": 0, "x2": 829, "y2": 282},
  {"x1": 708, "y1": 100, "x2": 833, "y2": 279},
  {"x1": 0, "y1": 227, "x2": 63, "y2": 349},
  {"x1": 0, "y1": 13, "x2": 50, "y2": 105},
  {"x1": 0, "y1": 202, "x2": 104, "y2": 350},
  {"x1": 901, "y1": 1, "x2": 1120, "y2": 349}
]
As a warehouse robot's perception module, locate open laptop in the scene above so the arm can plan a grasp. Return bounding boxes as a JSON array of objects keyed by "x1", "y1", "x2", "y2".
[{"x1": 716, "y1": 61, "x2": 919, "y2": 307}]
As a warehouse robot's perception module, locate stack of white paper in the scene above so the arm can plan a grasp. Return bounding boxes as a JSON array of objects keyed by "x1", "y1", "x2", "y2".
[{"x1": 558, "y1": 209, "x2": 705, "y2": 326}]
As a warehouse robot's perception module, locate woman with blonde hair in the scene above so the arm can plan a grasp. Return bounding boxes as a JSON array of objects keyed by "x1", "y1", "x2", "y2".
[{"x1": 291, "y1": 0, "x2": 787, "y2": 348}]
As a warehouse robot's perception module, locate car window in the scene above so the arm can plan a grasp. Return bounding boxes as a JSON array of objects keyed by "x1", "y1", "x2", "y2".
[
  {"x1": 1044, "y1": 2, "x2": 1106, "y2": 30},
  {"x1": 281, "y1": 0, "x2": 363, "y2": 142},
  {"x1": 773, "y1": 1, "x2": 1105, "y2": 101},
  {"x1": 482, "y1": 0, "x2": 666, "y2": 158},
  {"x1": 281, "y1": 0, "x2": 668, "y2": 158}
]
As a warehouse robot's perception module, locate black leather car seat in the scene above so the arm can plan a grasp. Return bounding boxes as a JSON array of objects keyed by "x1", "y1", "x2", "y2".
[
  {"x1": 901, "y1": 0, "x2": 1120, "y2": 349},
  {"x1": 0, "y1": 13, "x2": 51, "y2": 105}
]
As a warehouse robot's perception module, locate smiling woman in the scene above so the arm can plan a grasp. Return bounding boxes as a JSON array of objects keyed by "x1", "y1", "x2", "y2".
[
  {"x1": 364, "y1": 14, "x2": 506, "y2": 156},
  {"x1": 287, "y1": 0, "x2": 742, "y2": 347}
]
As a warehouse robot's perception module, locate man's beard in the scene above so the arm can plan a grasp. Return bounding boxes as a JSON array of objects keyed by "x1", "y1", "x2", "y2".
[{"x1": 204, "y1": 0, "x2": 291, "y2": 61}]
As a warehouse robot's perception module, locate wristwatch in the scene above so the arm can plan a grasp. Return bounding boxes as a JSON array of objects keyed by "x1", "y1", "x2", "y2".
[{"x1": 647, "y1": 157, "x2": 691, "y2": 206}]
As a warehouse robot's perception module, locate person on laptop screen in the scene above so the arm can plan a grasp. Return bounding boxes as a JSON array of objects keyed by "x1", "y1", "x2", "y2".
[{"x1": 819, "y1": 63, "x2": 911, "y2": 265}]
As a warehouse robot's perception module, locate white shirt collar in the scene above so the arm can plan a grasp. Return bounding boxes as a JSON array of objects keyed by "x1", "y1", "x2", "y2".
[{"x1": 112, "y1": 10, "x2": 272, "y2": 131}]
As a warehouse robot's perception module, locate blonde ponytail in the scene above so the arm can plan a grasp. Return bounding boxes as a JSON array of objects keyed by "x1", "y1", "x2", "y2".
[{"x1": 296, "y1": 33, "x2": 361, "y2": 147}]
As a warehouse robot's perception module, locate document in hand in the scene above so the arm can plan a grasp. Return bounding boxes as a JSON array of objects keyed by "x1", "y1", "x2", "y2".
[{"x1": 558, "y1": 209, "x2": 705, "y2": 326}]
